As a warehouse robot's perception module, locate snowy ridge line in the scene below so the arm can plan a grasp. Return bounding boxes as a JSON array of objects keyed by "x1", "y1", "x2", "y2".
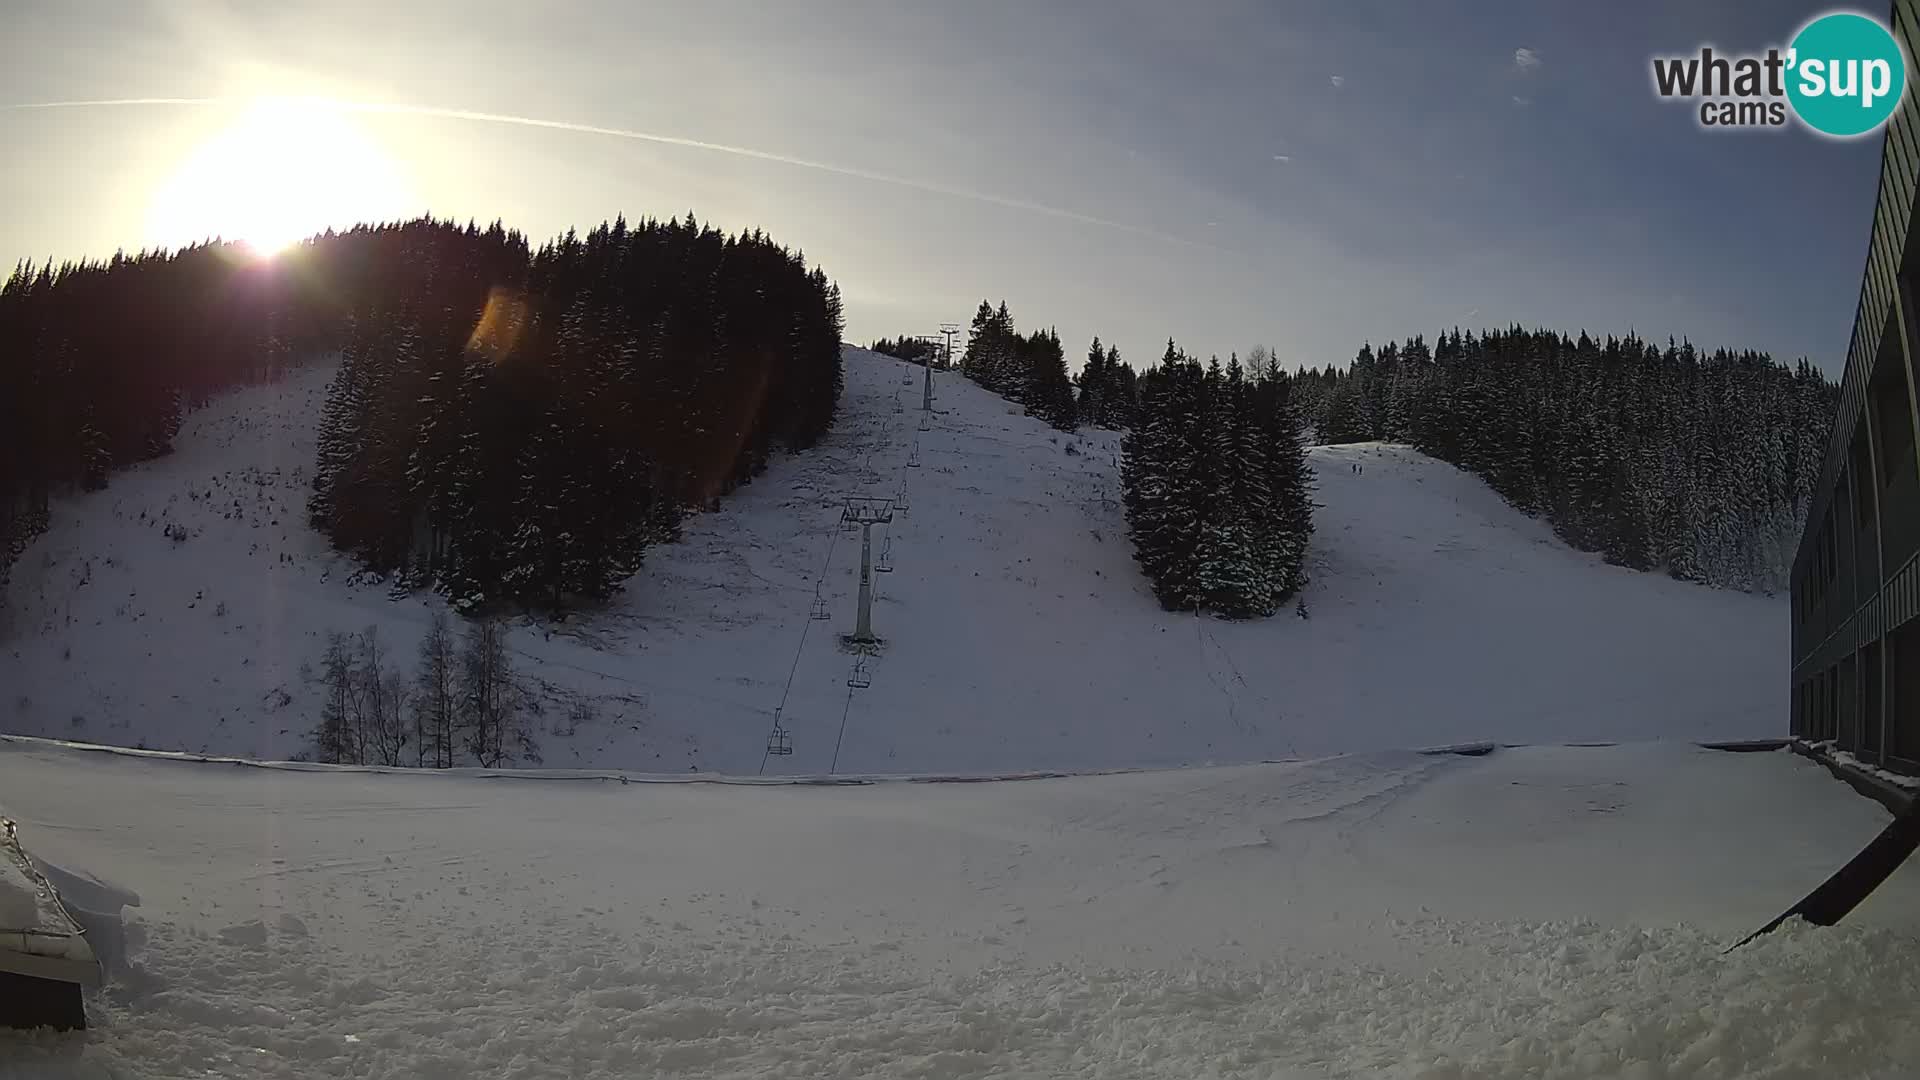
[
  {"x1": 0, "y1": 732, "x2": 1488, "y2": 785},
  {"x1": 0, "y1": 734, "x2": 1795, "y2": 788},
  {"x1": 0, "y1": 732, "x2": 1159, "y2": 785}
]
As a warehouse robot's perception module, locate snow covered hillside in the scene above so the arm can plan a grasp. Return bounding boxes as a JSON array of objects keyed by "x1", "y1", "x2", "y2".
[
  {"x1": 0, "y1": 737, "x2": 1915, "y2": 1077},
  {"x1": 0, "y1": 348, "x2": 1784, "y2": 772}
]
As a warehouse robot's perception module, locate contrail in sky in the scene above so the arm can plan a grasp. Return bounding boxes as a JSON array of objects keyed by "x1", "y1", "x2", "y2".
[{"x1": 10, "y1": 96, "x2": 1202, "y2": 248}]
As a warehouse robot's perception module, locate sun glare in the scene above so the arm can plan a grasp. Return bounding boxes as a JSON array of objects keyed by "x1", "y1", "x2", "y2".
[{"x1": 146, "y1": 97, "x2": 415, "y2": 256}]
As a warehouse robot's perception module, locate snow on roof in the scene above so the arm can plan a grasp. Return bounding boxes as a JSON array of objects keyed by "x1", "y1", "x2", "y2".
[{"x1": 0, "y1": 818, "x2": 98, "y2": 984}]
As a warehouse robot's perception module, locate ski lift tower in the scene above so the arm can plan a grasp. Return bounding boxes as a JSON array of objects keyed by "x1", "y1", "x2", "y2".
[
  {"x1": 841, "y1": 496, "x2": 894, "y2": 647},
  {"x1": 918, "y1": 335, "x2": 936, "y2": 412},
  {"x1": 934, "y1": 323, "x2": 960, "y2": 408},
  {"x1": 939, "y1": 322, "x2": 960, "y2": 371}
]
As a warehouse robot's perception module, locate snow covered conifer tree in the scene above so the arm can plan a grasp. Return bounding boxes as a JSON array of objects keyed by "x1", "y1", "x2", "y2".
[
  {"x1": 1194, "y1": 355, "x2": 1277, "y2": 616},
  {"x1": 1023, "y1": 328, "x2": 1077, "y2": 431},
  {"x1": 1254, "y1": 365, "x2": 1314, "y2": 601},
  {"x1": 1076, "y1": 336, "x2": 1108, "y2": 426},
  {"x1": 1109, "y1": 348, "x2": 1137, "y2": 428},
  {"x1": 1123, "y1": 342, "x2": 1205, "y2": 609}
]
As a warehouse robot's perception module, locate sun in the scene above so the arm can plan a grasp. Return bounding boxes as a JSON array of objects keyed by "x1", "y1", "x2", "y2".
[{"x1": 146, "y1": 97, "x2": 415, "y2": 256}]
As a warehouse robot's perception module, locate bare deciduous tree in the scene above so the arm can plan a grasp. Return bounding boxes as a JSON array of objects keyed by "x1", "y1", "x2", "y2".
[
  {"x1": 414, "y1": 611, "x2": 456, "y2": 768},
  {"x1": 460, "y1": 616, "x2": 536, "y2": 767}
]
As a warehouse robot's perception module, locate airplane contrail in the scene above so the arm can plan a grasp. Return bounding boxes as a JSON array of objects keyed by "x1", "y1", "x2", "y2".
[{"x1": 10, "y1": 96, "x2": 1202, "y2": 248}]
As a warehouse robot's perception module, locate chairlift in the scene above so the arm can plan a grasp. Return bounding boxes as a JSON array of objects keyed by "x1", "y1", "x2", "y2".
[
  {"x1": 847, "y1": 657, "x2": 872, "y2": 689},
  {"x1": 918, "y1": 413, "x2": 931, "y2": 432},
  {"x1": 809, "y1": 593, "x2": 831, "y2": 620},
  {"x1": 907, "y1": 446, "x2": 921, "y2": 468},
  {"x1": 876, "y1": 535, "x2": 894, "y2": 573},
  {"x1": 766, "y1": 726, "x2": 793, "y2": 756},
  {"x1": 893, "y1": 489, "x2": 910, "y2": 513}
]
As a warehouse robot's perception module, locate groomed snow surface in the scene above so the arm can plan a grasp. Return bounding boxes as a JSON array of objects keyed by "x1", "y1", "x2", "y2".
[
  {"x1": 0, "y1": 738, "x2": 1917, "y2": 1077},
  {"x1": 0, "y1": 349, "x2": 1784, "y2": 773}
]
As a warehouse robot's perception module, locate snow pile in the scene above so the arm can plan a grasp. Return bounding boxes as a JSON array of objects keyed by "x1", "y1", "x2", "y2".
[
  {"x1": 0, "y1": 873, "x2": 36, "y2": 931},
  {"x1": 7, "y1": 915, "x2": 1917, "y2": 1078},
  {"x1": 0, "y1": 814, "x2": 100, "y2": 983},
  {"x1": 2, "y1": 349, "x2": 1785, "y2": 772},
  {"x1": 1827, "y1": 746, "x2": 1920, "y2": 792},
  {"x1": 0, "y1": 818, "x2": 57, "y2": 934},
  {"x1": 0, "y1": 738, "x2": 1914, "y2": 1076}
]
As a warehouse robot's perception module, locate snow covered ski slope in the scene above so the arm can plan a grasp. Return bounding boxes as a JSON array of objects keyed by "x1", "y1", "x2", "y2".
[
  {"x1": 0, "y1": 348, "x2": 1784, "y2": 772},
  {"x1": 0, "y1": 737, "x2": 1915, "y2": 1077}
]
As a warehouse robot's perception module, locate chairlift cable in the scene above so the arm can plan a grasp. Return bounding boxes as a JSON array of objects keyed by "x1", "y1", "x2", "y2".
[
  {"x1": 758, "y1": 511, "x2": 846, "y2": 775},
  {"x1": 829, "y1": 680, "x2": 857, "y2": 775}
]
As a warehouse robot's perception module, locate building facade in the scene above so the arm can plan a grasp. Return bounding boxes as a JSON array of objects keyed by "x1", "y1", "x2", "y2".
[{"x1": 1789, "y1": 0, "x2": 1920, "y2": 773}]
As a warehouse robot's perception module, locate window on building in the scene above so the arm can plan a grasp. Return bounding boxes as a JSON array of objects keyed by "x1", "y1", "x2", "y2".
[
  {"x1": 1893, "y1": 621, "x2": 1920, "y2": 766},
  {"x1": 1853, "y1": 435, "x2": 1876, "y2": 530},
  {"x1": 1864, "y1": 640, "x2": 1884, "y2": 760},
  {"x1": 1873, "y1": 341, "x2": 1919, "y2": 572},
  {"x1": 1823, "y1": 665, "x2": 1839, "y2": 742},
  {"x1": 1850, "y1": 434, "x2": 1880, "y2": 600}
]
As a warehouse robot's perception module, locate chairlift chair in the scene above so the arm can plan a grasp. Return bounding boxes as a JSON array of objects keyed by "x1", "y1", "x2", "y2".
[
  {"x1": 876, "y1": 536, "x2": 894, "y2": 573},
  {"x1": 767, "y1": 726, "x2": 793, "y2": 756},
  {"x1": 809, "y1": 593, "x2": 831, "y2": 620},
  {"x1": 893, "y1": 489, "x2": 910, "y2": 513},
  {"x1": 847, "y1": 657, "x2": 872, "y2": 689},
  {"x1": 907, "y1": 446, "x2": 921, "y2": 468}
]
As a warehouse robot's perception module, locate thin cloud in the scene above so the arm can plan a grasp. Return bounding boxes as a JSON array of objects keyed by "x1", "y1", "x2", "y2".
[
  {"x1": 1272, "y1": 154, "x2": 1292, "y2": 163},
  {"x1": 1514, "y1": 48, "x2": 1542, "y2": 73},
  {"x1": 12, "y1": 97, "x2": 219, "y2": 109},
  {"x1": 1330, "y1": 75, "x2": 1346, "y2": 88},
  {"x1": 1512, "y1": 95, "x2": 1532, "y2": 107},
  {"x1": 8, "y1": 96, "x2": 1208, "y2": 250}
]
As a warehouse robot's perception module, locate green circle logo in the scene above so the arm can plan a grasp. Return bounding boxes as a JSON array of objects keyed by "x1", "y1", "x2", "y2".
[{"x1": 1786, "y1": 12, "x2": 1907, "y2": 137}]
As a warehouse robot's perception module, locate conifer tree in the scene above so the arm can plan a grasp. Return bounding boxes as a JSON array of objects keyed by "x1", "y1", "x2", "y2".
[
  {"x1": 1123, "y1": 342, "x2": 1205, "y2": 609},
  {"x1": 1022, "y1": 328, "x2": 1077, "y2": 431},
  {"x1": 1076, "y1": 336, "x2": 1109, "y2": 426},
  {"x1": 1324, "y1": 325, "x2": 1834, "y2": 592}
]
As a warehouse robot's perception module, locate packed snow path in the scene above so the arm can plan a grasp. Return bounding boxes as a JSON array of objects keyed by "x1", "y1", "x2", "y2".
[
  {"x1": 0, "y1": 738, "x2": 1916, "y2": 1077},
  {"x1": 0, "y1": 349, "x2": 1784, "y2": 771}
]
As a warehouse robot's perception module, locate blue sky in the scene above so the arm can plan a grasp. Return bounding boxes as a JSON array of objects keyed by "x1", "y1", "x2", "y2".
[{"x1": 0, "y1": 0, "x2": 1887, "y2": 373}]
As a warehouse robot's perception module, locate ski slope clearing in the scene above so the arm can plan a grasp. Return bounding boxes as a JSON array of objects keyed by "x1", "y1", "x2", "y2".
[
  {"x1": 0, "y1": 738, "x2": 1915, "y2": 1077},
  {"x1": 0, "y1": 348, "x2": 1784, "y2": 772}
]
